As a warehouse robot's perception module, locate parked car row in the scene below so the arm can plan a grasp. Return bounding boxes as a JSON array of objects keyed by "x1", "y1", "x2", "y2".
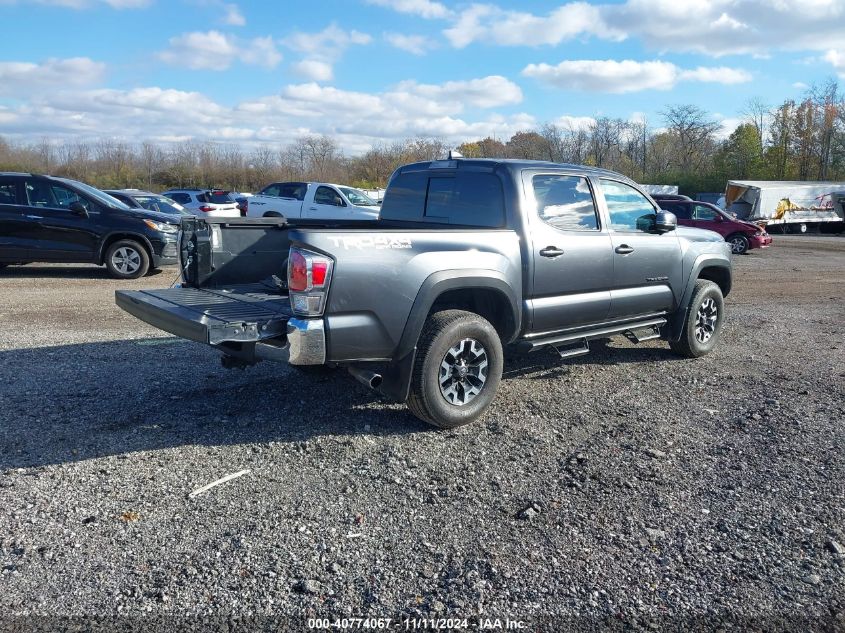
[
  {"x1": 2, "y1": 167, "x2": 776, "y2": 282},
  {"x1": 0, "y1": 173, "x2": 181, "y2": 279}
]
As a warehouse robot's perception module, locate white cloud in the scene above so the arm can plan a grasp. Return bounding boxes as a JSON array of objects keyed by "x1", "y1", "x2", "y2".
[
  {"x1": 365, "y1": 0, "x2": 451, "y2": 19},
  {"x1": 824, "y1": 49, "x2": 845, "y2": 77},
  {"x1": 284, "y1": 23, "x2": 372, "y2": 59},
  {"x1": 792, "y1": 81, "x2": 809, "y2": 89},
  {"x1": 392, "y1": 76, "x2": 523, "y2": 110},
  {"x1": 678, "y1": 66, "x2": 752, "y2": 84},
  {"x1": 522, "y1": 59, "x2": 751, "y2": 93},
  {"x1": 385, "y1": 33, "x2": 430, "y2": 55},
  {"x1": 222, "y1": 3, "x2": 245, "y2": 26},
  {"x1": 283, "y1": 23, "x2": 372, "y2": 85},
  {"x1": 291, "y1": 60, "x2": 334, "y2": 82},
  {"x1": 553, "y1": 115, "x2": 596, "y2": 131},
  {"x1": 440, "y1": 0, "x2": 845, "y2": 57},
  {"x1": 0, "y1": 75, "x2": 536, "y2": 152},
  {"x1": 444, "y1": 2, "x2": 626, "y2": 48},
  {"x1": 158, "y1": 31, "x2": 281, "y2": 71},
  {"x1": 0, "y1": 58, "x2": 106, "y2": 97}
]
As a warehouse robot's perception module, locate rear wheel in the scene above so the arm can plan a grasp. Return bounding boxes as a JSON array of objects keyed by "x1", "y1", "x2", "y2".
[
  {"x1": 105, "y1": 239, "x2": 150, "y2": 279},
  {"x1": 669, "y1": 280, "x2": 725, "y2": 358},
  {"x1": 407, "y1": 310, "x2": 503, "y2": 429},
  {"x1": 727, "y1": 233, "x2": 750, "y2": 254}
]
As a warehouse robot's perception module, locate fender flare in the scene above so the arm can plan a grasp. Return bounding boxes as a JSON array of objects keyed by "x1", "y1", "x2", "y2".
[
  {"x1": 668, "y1": 253, "x2": 731, "y2": 341},
  {"x1": 377, "y1": 269, "x2": 521, "y2": 403}
]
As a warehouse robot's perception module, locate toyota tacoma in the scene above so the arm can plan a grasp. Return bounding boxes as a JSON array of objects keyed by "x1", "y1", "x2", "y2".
[{"x1": 117, "y1": 158, "x2": 732, "y2": 428}]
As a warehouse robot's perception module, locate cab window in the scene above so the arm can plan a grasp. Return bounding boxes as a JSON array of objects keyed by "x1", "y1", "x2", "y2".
[
  {"x1": 693, "y1": 204, "x2": 718, "y2": 220},
  {"x1": 315, "y1": 186, "x2": 344, "y2": 206},
  {"x1": 600, "y1": 179, "x2": 657, "y2": 233},
  {"x1": 533, "y1": 175, "x2": 599, "y2": 231}
]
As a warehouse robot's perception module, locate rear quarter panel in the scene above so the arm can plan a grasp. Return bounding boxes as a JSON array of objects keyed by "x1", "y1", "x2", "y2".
[{"x1": 290, "y1": 228, "x2": 522, "y2": 362}]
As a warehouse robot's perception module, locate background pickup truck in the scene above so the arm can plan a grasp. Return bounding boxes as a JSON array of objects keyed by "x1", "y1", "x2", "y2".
[
  {"x1": 117, "y1": 158, "x2": 732, "y2": 428},
  {"x1": 246, "y1": 181, "x2": 380, "y2": 220}
]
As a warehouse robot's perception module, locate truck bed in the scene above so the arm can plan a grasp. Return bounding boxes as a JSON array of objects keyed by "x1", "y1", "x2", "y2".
[{"x1": 116, "y1": 284, "x2": 292, "y2": 346}]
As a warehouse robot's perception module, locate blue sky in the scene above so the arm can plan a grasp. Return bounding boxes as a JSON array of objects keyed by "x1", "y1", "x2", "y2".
[{"x1": 1, "y1": 0, "x2": 844, "y2": 153}]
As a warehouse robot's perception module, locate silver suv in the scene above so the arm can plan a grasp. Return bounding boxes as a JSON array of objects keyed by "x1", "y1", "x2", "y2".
[{"x1": 161, "y1": 189, "x2": 240, "y2": 218}]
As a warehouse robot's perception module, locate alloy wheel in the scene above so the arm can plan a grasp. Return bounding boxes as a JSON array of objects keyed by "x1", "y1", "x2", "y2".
[
  {"x1": 694, "y1": 297, "x2": 718, "y2": 343},
  {"x1": 439, "y1": 338, "x2": 489, "y2": 406},
  {"x1": 730, "y1": 237, "x2": 746, "y2": 254},
  {"x1": 111, "y1": 246, "x2": 141, "y2": 275}
]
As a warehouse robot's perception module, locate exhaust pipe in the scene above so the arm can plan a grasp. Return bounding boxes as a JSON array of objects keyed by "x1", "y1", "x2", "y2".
[{"x1": 348, "y1": 366, "x2": 383, "y2": 390}]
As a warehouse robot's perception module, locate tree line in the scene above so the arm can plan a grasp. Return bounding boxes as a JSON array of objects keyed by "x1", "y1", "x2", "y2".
[{"x1": 1, "y1": 80, "x2": 843, "y2": 196}]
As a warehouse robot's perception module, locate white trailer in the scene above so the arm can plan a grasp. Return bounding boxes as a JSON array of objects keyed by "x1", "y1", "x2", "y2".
[
  {"x1": 640, "y1": 184, "x2": 679, "y2": 195},
  {"x1": 724, "y1": 180, "x2": 845, "y2": 233}
]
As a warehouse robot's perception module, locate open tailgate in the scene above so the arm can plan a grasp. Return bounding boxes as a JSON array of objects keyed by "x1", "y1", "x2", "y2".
[{"x1": 116, "y1": 286, "x2": 292, "y2": 345}]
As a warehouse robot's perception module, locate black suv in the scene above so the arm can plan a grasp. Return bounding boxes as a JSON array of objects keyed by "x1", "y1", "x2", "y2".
[{"x1": 0, "y1": 173, "x2": 181, "y2": 279}]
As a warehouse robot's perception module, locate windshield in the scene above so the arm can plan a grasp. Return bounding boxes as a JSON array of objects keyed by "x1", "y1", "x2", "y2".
[
  {"x1": 135, "y1": 195, "x2": 189, "y2": 216},
  {"x1": 56, "y1": 178, "x2": 133, "y2": 210},
  {"x1": 199, "y1": 191, "x2": 235, "y2": 204},
  {"x1": 339, "y1": 187, "x2": 379, "y2": 206}
]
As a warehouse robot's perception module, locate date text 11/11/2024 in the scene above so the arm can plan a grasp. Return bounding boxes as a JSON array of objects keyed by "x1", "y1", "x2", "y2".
[{"x1": 307, "y1": 618, "x2": 527, "y2": 630}]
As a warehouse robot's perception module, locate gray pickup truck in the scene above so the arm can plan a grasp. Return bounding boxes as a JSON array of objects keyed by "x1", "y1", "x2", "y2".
[{"x1": 117, "y1": 158, "x2": 732, "y2": 428}]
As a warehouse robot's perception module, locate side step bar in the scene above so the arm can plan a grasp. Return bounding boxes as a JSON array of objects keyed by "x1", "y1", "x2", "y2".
[{"x1": 521, "y1": 317, "x2": 667, "y2": 353}]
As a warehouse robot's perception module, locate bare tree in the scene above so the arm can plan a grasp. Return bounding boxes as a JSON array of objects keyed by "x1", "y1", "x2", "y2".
[{"x1": 661, "y1": 104, "x2": 721, "y2": 172}]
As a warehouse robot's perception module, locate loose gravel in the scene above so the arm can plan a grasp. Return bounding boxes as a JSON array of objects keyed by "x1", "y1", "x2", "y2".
[{"x1": 0, "y1": 236, "x2": 843, "y2": 631}]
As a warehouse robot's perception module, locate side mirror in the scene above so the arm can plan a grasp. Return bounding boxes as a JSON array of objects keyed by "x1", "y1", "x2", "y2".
[
  {"x1": 714, "y1": 214, "x2": 724, "y2": 222},
  {"x1": 69, "y1": 201, "x2": 89, "y2": 218},
  {"x1": 654, "y1": 210, "x2": 677, "y2": 233}
]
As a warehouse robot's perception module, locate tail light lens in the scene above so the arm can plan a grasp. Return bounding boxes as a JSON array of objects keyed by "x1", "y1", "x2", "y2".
[
  {"x1": 198, "y1": 205, "x2": 214, "y2": 213},
  {"x1": 288, "y1": 247, "x2": 333, "y2": 316},
  {"x1": 240, "y1": 200, "x2": 248, "y2": 217}
]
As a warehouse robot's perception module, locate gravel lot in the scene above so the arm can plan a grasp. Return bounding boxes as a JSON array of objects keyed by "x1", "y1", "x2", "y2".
[{"x1": 1, "y1": 236, "x2": 843, "y2": 631}]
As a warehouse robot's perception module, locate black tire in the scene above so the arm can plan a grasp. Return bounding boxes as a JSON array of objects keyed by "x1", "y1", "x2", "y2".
[
  {"x1": 104, "y1": 239, "x2": 150, "y2": 279},
  {"x1": 669, "y1": 280, "x2": 725, "y2": 358},
  {"x1": 727, "y1": 233, "x2": 749, "y2": 255},
  {"x1": 406, "y1": 310, "x2": 503, "y2": 429}
]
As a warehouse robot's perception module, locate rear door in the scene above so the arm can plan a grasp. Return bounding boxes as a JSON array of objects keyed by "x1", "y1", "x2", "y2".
[
  {"x1": 21, "y1": 178, "x2": 101, "y2": 261},
  {"x1": 0, "y1": 177, "x2": 31, "y2": 260},
  {"x1": 522, "y1": 171, "x2": 614, "y2": 332},
  {"x1": 596, "y1": 178, "x2": 683, "y2": 319}
]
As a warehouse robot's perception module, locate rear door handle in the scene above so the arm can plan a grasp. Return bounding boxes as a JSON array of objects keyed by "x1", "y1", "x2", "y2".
[
  {"x1": 615, "y1": 245, "x2": 634, "y2": 255},
  {"x1": 539, "y1": 246, "x2": 564, "y2": 258},
  {"x1": 309, "y1": 206, "x2": 318, "y2": 211},
  {"x1": 25, "y1": 215, "x2": 43, "y2": 220}
]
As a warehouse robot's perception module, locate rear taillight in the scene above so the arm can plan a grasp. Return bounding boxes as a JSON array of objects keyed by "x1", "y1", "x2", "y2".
[
  {"x1": 198, "y1": 205, "x2": 214, "y2": 213},
  {"x1": 240, "y1": 200, "x2": 248, "y2": 217},
  {"x1": 287, "y1": 247, "x2": 333, "y2": 316}
]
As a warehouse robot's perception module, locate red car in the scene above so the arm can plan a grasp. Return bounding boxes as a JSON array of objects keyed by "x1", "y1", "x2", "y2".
[{"x1": 656, "y1": 200, "x2": 773, "y2": 254}]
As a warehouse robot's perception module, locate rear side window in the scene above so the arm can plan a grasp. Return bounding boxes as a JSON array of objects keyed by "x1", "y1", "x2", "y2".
[
  {"x1": 661, "y1": 202, "x2": 691, "y2": 219},
  {"x1": 381, "y1": 170, "x2": 504, "y2": 227},
  {"x1": 532, "y1": 175, "x2": 598, "y2": 231},
  {"x1": 168, "y1": 192, "x2": 191, "y2": 204},
  {"x1": 0, "y1": 180, "x2": 18, "y2": 205},
  {"x1": 280, "y1": 183, "x2": 306, "y2": 200}
]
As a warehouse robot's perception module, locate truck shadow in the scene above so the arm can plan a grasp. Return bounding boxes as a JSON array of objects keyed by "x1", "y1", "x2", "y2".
[
  {"x1": 0, "y1": 336, "x2": 681, "y2": 470},
  {"x1": 0, "y1": 264, "x2": 170, "y2": 280}
]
